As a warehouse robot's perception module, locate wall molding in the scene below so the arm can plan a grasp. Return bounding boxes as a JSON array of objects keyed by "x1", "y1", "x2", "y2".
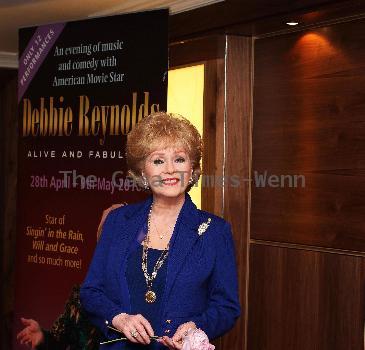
[
  {"x1": 251, "y1": 239, "x2": 365, "y2": 258},
  {"x1": 0, "y1": 52, "x2": 18, "y2": 69},
  {"x1": 89, "y1": 0, "x2": 223, "y2": 17}
]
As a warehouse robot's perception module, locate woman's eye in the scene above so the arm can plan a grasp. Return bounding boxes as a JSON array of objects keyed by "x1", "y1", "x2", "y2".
[
  {"x1": 153, "y1": 159, "x2": 164, "y2": 165},
  {"x1": 175, "y1": 157, "x2": 185, "y2": 163}
]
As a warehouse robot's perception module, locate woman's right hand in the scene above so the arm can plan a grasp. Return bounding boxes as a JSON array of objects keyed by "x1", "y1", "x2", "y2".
[
  {"x1": 16, "y1": 318, "x2": 44, "y2": 349},
  {"x1": 112, "y1": 313, "x2": 154, "y2": 345}
]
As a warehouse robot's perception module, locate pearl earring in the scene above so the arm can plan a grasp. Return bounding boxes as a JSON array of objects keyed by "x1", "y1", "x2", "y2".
[{"x1": 188, "y1": 171, "x2": 194, "y2": 185}]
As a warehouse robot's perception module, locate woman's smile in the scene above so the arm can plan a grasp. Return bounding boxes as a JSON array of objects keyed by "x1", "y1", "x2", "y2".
[{"x1": 161, "y1": 177, "x2": 180, "y2": 186}]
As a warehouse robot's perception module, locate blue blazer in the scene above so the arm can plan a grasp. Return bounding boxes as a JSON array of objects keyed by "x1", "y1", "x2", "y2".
[{"x1": 80, "y1": 194, "x2": 240, "y2": 348}]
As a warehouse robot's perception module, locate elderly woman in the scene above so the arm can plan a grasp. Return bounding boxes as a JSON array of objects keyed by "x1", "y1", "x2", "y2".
[{"x1": 80, "y1": 112, "x2": 240, "y2": 350}]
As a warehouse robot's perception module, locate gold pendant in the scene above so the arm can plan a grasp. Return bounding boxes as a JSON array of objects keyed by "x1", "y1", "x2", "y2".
[{"x1": 145, "y1": 290, "x2": 156, "y2": 303}]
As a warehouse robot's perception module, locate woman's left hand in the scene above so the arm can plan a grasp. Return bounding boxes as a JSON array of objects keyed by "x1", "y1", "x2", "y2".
[{"x1": 158, "y1": 321, "x2": 196, "y2": 350}]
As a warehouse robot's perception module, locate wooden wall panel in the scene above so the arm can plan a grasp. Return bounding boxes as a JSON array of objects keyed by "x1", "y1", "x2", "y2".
[
  {"x1": 201, "y1": 58, "x2": 225, "y2": 216},
  {"x1": 248, "y1": 244, "x2": 365, "y2": 350},
  {"x1": 221, "y1": 36, "x2": 253, "y2": 350},
  {"x1": 251, "y1": 19, "x2": 365, "y2": 251},
  {"x1": 169, "y1": 36, "x2": 225, "y2": 68}
]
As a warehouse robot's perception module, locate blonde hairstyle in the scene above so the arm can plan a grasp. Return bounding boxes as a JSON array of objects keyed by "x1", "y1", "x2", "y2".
[{"x1": 126, "y1": 112, "x2": 203, "y2": 190}]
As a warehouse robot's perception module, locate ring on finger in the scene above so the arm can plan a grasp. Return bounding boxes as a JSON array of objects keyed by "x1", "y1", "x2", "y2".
[{"x1": 131, "y1": 329, "x2": 138, "y2": 338}]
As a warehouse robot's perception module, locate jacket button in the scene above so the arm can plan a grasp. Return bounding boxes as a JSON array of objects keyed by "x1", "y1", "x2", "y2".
[
  {"x1": 166, "y1": 319, "x2": 171, "y2": 324},
  {"x1": 105, "y1": 320, "x2": 109, "y2": 325},
  {"x1": 164, "y1": 329, "x2": 171, "y2": 333}
]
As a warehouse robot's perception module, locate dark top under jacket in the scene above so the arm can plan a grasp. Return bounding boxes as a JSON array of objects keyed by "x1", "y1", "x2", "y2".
[{"x1": 125, "y1": 240, "x2": 168, "y2": 350}]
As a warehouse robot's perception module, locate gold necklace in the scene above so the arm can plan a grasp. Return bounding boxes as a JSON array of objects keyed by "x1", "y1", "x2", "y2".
[
  {"x1": 151, "y1": 216, "x2": 169, "y2": 240},
  {"x1": 141, "y1": 205, "x2": 170, "y2": 303}
]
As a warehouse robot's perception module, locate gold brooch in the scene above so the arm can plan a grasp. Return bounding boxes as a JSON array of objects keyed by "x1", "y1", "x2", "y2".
[{"x1": 198, "y1": 218, "x2": 212, "y2": 236}]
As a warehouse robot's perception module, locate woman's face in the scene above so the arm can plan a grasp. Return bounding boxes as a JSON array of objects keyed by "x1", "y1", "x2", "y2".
[{"x1": 143, "y1": 147, "x2": 192, "y2": 199}]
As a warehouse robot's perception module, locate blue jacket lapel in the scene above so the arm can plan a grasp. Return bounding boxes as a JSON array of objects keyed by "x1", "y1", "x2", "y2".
[{"x1": 161, "y1": 194, "x2": 201, "y2": 312}]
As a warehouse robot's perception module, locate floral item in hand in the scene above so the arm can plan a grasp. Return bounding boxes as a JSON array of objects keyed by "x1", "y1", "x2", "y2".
[{"x1": 182, "y1": 328, "x2": 215, "y2": 350}]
